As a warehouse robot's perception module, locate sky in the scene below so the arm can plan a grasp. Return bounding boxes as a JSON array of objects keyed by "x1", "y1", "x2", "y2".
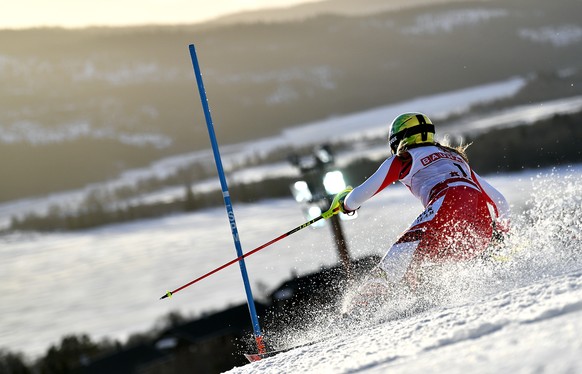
[{"x1": 0, "y1": 0, "x2": 323, "y2": 29}]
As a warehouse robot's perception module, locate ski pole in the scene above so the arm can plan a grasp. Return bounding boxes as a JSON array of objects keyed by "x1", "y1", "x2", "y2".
[{"x1": 160, "y1": 206, "x2": 339, "y2": 300}]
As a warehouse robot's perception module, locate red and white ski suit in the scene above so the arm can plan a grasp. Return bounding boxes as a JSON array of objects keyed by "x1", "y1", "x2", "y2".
[{"x1": 344, "y1": 145, "x2": 510, "y2": 284}]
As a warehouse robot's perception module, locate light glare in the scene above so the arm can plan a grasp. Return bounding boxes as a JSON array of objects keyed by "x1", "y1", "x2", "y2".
[{"x1": 323, "y1": 171, "x2": 346, "y2": 195}]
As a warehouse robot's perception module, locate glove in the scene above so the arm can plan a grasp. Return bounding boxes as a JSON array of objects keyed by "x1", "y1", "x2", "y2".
[
  {"x1": 330, "y1": 187, "x2": 354, "y2": 214},
  {"x1": 322, "y1": 187, "x2": 355, "y2": 219},
  {"x1": 337, "y1": 187, "x2": 355, "y2": 214}
]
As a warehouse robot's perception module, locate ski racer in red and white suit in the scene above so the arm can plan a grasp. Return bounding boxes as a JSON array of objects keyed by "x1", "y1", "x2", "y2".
[{"x1": 343, "y1": 144, "x2": 510, "y2": 285}]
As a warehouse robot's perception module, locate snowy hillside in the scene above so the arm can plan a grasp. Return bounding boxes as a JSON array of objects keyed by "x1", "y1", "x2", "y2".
[
  {"x1": 6, "y1": 77, "x2": 582, "y2": 231},
  {"x1": 0, "y1": 76, "x2": 527, "y2": 229},
  {"x1": 227, "y1": 168, "x2": 582, "y2": 373},
  {"x1": 229, "y1": 270, "x2": 582, "y2": 373},
  {"x1": 0, "y1": 162, "x2": 578, "y2": 361},
  {"x1": 2, "y1": 0, "x2": 581, "y2": 202}
]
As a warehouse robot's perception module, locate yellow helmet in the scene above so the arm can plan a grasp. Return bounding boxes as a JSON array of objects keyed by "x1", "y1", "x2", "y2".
[{"x1": 388, "y1": 112, "x2": 435, "y2": 154}]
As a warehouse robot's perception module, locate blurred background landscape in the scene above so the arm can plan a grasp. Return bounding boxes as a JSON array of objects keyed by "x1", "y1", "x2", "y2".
[
  {"x1": 1, "y1": 0, "x2": 580, "y2": 207},
  {"x1": 1, "y1": 0, "x2": 581, "y2": 372}
]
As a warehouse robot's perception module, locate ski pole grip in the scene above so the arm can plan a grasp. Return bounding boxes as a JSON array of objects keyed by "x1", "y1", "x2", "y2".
[{"x1": 322, "y1": 206, "x2": 340, "y2": 219}]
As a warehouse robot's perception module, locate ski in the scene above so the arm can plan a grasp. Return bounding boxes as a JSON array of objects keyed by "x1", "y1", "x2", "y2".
[
  {"x1": 244, "y1": 340, "x2": 316, "y2": 362},
  {"x1": 243, "y1": 315, "x2": 358, "y2": 363}
]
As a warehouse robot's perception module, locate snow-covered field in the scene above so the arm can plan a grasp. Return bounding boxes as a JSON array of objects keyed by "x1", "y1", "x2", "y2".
[
  {"x1": 227, "y1": 166, "x2": 582, "y2": 374},
  {"x1": 1, "y1": 163, "x2": 581, "y2": 366},
  {"x1": 1, "y1": 77, "x2": 581, "y2": 365}
]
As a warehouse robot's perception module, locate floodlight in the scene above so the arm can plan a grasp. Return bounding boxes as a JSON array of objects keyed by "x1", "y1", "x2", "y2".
[
  {"x1": 323, "y1": 170, "x2": 346, "y2": 195},
  {"x1": 304, "y1": 205, "x2": 325, "y2": 228},
  {"x1": 290, "y1": 180, "x2": 312, "y2": 203}
]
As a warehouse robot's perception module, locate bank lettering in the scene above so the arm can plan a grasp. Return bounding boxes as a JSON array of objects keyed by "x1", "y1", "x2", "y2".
[{"x1": 421, "y1": 152, "x2": 464, "y2": 166}]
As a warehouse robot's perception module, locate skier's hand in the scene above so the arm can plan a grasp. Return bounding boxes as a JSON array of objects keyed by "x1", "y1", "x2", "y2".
[
  {"x1": 335, "y1": 187, "x2": 355, "y2": 213},
  {"x1": 323, "y1": 187, "x2": 354, "y2": 219},
  {"x1": 337, "y1": 187, "x2": 355, "y2": 214}
]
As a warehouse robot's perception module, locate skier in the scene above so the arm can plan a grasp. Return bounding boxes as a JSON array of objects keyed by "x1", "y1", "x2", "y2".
[{"x1": 331, "y1": 112, "x2": 510, "y2": 296}]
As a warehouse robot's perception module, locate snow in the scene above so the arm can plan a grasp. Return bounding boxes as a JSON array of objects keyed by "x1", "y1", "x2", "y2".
[
  {"x1": 403, "y1": 9, "x2": 508, "y2": 35},
  {"x1": 0, "y1": 120, "x2": 172, "y2": 147},
  {"x1": 444, "y1": 95, "x2": 582, "y2": 135},
  {"x1": 0, "y1": 76, "x2": 530, "y2": 229},
  {"x1": 1, "y1": 74, "x2": 582, "y2": 364},
  {"x1": 215, "y1": 66, "x2": 337, "y2": 88},
  {"x1": 111, "y1": 91, "x2": 582, "y2": 208},
  {"x1": 230, "y1": 273, "x2": 582, "y2": 373},
  {"x1": 519, "y1": 25, "x2": 582, "y2": 47},
  {"x1": 227, "y1": 272, "x2": 582, "y2": 373},
  {"x1": 226, "y1": 167, "x2": 582, "y2": 374},
  {"x1": 1, "y1": 164, "x2": 581, "y2": 364},
  {"x1": 280, "y1": 77, "x2": 527, "y2": 146}
]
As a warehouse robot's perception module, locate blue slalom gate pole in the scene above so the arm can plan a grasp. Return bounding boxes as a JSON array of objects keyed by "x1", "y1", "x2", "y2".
[{"x1": 188, "y1": 44, "x2": 266, "y2": 354}]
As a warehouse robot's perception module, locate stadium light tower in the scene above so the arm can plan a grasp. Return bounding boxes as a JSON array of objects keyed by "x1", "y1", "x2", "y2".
[{"x1": 288, "y1": 145, "x2": 353, "y2": 273}]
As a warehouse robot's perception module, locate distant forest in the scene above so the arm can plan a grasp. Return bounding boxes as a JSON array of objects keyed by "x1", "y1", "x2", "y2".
[
  {"x1": 7, "y1": 110, "x2": 581, "y2": 232},
  {"x1": 0, "y1": 0, "x2": 581, "y2": 202}
]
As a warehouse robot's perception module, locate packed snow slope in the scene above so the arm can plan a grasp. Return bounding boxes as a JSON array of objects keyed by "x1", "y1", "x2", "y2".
[{"x1": 228, "y1": 169, "x2": 582, "y2": 373}]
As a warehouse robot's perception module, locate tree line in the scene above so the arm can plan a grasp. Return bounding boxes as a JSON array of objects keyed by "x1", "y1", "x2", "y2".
[
  {"x1": 0, "y1": 311, "x2": 190, "y2": 374},
  {"x1": 6, "y1": 110, "x2": 581, "y2": 233}
]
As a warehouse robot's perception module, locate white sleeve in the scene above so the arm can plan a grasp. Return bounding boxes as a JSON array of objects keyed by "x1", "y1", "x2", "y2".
[{"x1": 344, "y1": 156, "x2": 401, "y2": 211}]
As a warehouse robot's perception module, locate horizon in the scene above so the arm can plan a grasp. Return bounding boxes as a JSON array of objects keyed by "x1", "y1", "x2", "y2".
[{"x1": 0, "y1": 0, "x2": 323, "y2": 30}]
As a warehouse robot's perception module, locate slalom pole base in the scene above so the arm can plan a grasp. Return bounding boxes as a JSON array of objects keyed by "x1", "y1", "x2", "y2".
[{"x1": 256, "y1": 335, "x2": 266, "y2": 355}]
